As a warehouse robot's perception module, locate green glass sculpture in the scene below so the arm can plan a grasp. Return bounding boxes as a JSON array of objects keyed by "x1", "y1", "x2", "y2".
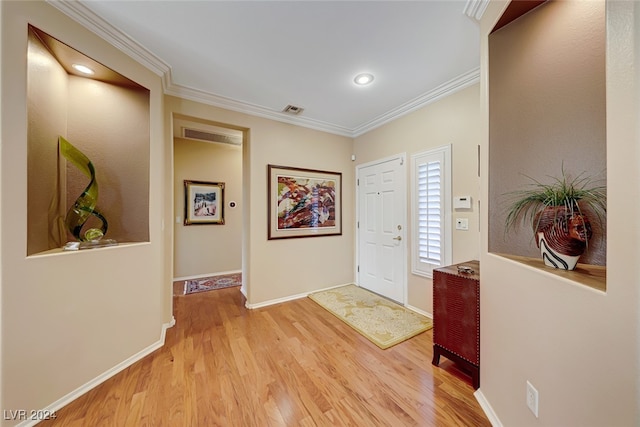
[{"x1": 59, "y1": 136, "x2": 117, "y2": 250}]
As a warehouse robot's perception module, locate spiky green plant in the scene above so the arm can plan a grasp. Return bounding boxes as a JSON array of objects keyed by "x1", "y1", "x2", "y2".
[{"x1": 504, "y1": 167, "x2": 607, "y2": 240}]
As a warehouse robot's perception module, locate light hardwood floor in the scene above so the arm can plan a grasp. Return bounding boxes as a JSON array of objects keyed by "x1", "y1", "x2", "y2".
[{"x1": 41, "y1": 286, "x2": 490, "y2": 426}]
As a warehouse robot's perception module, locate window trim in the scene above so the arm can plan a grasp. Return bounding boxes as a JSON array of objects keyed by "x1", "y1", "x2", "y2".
[{"x1": 411, "y1": 145, "x2": 452, "y2": 278}]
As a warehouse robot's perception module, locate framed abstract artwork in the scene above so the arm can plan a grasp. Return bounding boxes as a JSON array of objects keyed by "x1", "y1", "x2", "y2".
[
  {"x1": 184, "y1": 180, "x2": 224, "y2": 225},
  {"x1": 268, "y1": 165, "x2": 342, "y2": 239}
]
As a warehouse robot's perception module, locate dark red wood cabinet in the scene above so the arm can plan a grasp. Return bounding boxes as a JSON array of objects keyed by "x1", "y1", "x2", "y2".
[{"x1": 432, "y1": 260, "x2": 480, "y2": 389}]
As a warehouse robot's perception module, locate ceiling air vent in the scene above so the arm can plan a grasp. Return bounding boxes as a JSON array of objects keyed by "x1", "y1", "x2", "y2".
[
  {"x1": 182, "y1": 128, "x2": 242, "y2": 146},
  {"x1": 282, "y1": 104, "x2": 304, "y2": 115}
]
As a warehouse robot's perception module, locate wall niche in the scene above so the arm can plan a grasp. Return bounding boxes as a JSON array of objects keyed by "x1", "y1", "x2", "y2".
[
  {"x1": 27, "y1": 25, "x2": 150, "y2": 255},
  {"x1": 487, "y1": 1, "x2": 606, "y2": 289}
]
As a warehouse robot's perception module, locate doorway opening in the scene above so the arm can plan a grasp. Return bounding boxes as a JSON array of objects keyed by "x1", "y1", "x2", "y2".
[{"x1": 172, "y1": 114, "x2": 245, "y2": 296}]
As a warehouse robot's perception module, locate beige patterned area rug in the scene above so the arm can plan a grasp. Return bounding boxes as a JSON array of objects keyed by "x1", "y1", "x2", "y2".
[{"x1": 308, "y1": 284, "x2": 433, "y2": 349}]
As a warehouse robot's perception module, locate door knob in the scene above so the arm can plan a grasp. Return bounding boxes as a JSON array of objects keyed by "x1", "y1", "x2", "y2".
[{"x1": 393, "y1": 236, "x2": 402, "y2": 241}]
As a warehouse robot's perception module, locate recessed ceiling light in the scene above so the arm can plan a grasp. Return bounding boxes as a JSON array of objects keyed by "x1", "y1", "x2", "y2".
[
  {"x1": 354, "y1": 73, "x2": 374, "y2": 86},
  {"x1": 72, "y1": 64, "x2": 95, "y2": 75}
]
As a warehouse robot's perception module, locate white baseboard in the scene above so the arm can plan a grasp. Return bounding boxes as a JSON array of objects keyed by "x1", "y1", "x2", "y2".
[
  {"x1": 405, "y1": 304, "x2": 433, "y2": 319},
  {"x1": 474, "y1": 388, "x2": 503, "y2": 427},
  {"x1": 14, "y1": 317, "x2": 176, "y2": 427},
  {"x1": 244, "y1": 282, "x2": 352, "y2": 309},
  {"x1": 173, "y1": 269, "x2": 241, "y2": 282},
  {"x1": 243, "y1": 282, "x2": 432, "y2": 316},
  {"x1": 162, "y1": 316, "x2": 176, "y2": 336},
  {"x1": 245, "y1": 292, "x2": 306, "y2": 309}
]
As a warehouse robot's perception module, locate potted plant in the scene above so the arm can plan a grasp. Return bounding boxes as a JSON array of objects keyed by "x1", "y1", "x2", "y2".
[{"x1": 504, "y1": 167, "x2": 606, "y2": 270}]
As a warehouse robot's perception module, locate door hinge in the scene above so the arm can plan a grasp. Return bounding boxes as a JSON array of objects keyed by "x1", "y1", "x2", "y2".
[
  {"x1": 357, "y1": 265, "x2": 360, "y2": 272},
  {"x1": 357, "y1": 178, "x2": 359, "y2": 186},
  {"x1": 357, "y1": 221, "x2": 359, "y2": 229}
]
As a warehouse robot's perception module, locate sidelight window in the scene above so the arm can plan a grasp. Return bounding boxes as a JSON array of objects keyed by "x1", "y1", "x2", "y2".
[{"x1": 411, "y1": 145, "x2": 451, "y2": 277}]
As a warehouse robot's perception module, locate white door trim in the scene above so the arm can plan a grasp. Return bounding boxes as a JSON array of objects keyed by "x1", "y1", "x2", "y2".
[{"x1": 355, "y1": 153, "x2": 407, "y2": 304}]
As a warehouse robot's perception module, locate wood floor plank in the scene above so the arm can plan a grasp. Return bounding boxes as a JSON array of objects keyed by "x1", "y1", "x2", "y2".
[{"x1": 40, "y1": 286, "x2": 490, "y2": 426}]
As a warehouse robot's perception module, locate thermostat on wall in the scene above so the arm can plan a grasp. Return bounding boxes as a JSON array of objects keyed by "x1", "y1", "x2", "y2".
[{"x1": 453, "y1": 196, "x2": 472, "y2": 210}]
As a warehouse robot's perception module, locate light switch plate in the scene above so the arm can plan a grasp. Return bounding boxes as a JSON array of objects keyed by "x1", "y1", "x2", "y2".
[{"x1": 455, "y1": 218, "x2": 469, "y2": 230}]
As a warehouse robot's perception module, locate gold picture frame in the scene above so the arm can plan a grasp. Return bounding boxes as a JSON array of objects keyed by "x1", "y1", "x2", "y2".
[{"x1": 184, "y1": 180, "x2": 225, "y2": 225}]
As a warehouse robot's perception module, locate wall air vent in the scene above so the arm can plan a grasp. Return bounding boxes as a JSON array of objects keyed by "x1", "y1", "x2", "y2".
[
  {"x1": 182, "y1": 128, "x2": 242, "y2": 146},
  {"x1": 282, "y1": 104, "x2": 304, "y2": 115}
]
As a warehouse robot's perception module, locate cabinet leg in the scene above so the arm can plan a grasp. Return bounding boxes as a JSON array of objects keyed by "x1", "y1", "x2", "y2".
[{"x1": 432, "y1": 345, "x2": 441, "y2": 366}]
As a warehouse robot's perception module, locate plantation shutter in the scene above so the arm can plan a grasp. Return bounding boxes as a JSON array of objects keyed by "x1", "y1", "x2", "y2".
[
  {"x1": 418, "y1": 160, "x2": 442, "y2": 266},
  {"x1": 412, "y1": 146, "x2": 451, "y2": 277}
]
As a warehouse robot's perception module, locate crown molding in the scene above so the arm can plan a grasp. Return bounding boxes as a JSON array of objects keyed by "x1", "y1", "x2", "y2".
[
  {"x1": 351, "y1": 68, "x2": 480, "y2": 137},
  {"x1": 48, "y1": 0, "x2": 480, "y2": 139},
  {"x1": 463, "y1": 0, "x2": 490, "y2": 21},
  {"x1": 164, "y1": 83, "x2": 355, "y2": 137},
  {"x1": 46, "y1": 0, "x2": 171, "y2": 77},
  {"x1": 166, "y1": 68, "x2": 479, "y2": 138}
]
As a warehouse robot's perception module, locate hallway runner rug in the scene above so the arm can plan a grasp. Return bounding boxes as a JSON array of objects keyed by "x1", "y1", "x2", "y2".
[
  {"x1": 183, "y1": 273, "x2": 241, "y2": 295},
  {"x1": 308, "y1": 284, "x2": 433, "y2": 349}
]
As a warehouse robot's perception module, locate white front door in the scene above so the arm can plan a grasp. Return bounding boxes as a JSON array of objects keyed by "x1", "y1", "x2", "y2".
[{"x1": 357, "y1": 155, "x2": 406, "y2": 303}]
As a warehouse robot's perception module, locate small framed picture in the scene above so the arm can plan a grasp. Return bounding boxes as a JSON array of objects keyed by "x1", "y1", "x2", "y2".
[
  {"x1": 268, "y1": 164, "x2": 342, "y2": 239},
  {"x1": 184, "y1": 180, "x2": 224, "y2": 225}
]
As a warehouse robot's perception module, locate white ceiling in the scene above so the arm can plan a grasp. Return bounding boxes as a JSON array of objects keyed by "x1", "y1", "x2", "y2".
[{"x1": 65, "y1": 1, "x2": 483, "y2": 137}]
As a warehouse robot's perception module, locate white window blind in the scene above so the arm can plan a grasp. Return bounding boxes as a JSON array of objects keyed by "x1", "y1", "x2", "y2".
[
  {"x1": 418, "y1": 160, "x2": 442, "y2": 265},
  {"x1": 412, "y1": 146, "x2": 451, "y2": 277}
]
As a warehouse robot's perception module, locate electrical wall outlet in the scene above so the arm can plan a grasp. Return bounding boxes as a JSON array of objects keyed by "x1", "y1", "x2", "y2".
[{"x1": 526, "y1": 380, "x2": 539, "y2": 418}]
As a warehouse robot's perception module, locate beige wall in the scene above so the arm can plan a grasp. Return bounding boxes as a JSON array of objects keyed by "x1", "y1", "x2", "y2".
[
  {"x1": 174, "y1": 137, "x2": 242, "y2": 278},
  {"x1": 478, "y1": 1, "x2": 639, "y2": 426},
  {"x1": 488, "y1": 0, "x2": 606, "y2": 265},
  {"x1": 354, "y1": 84, "x2": 481, "y2": 314},
  {"x1": 165, "y1": 96, "x2": 355, "y2": 306},
  {"x1": 1, "y1": 1, "x2": 170, "y2": 422}
]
